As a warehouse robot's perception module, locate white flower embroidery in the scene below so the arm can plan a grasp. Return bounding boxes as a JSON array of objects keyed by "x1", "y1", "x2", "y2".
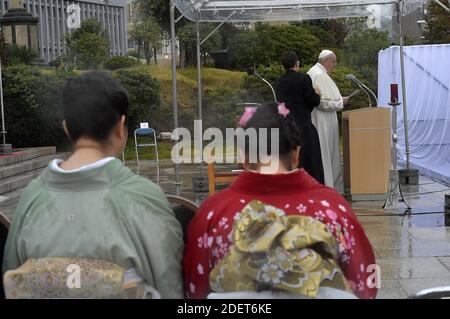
[
  {"x1": 340, "y1": 253, "x2": 350, "y2": 264},
  {"x1": 308, "y1": 199, "x2": 315, "y2": 204},
  {"x1": 260, "y1": 264, "x2": 284, "y2": 285},
  {"x1": 285, "y1": 204, "x2": 290, "y2": 209},
  {"x1": 216, "y1": 236, "x2": 223, "y2": 245},
  {"x1": 328, "y1": 223, "x2": 337, "y2": 233},
  {"x1": 206, "y1": 211, "x2": 214, "y2": 220},
  {"x1": 360, "y1": 264, "x2": 365, "y2": 272},
  {"x1": 218, "y1": 217, "x2": 228, "y2": 228},
  {"x1": 207, "y1": 236, "x2": 213, "y2": 247},
  {"x1": 342, "y1": 217, "x2": 349, "y2": 227},
  {"x1": 211, "y1": 248, "x2": 218, "y2": 257},
  {"x1": 358, "y1": 280, "x2": 365, "y2": 292},
  {"x1": 240, "y1": 199, "x2": 246, "y2": 204},
  {"x1": 212, "y1": 228, "x2": 217, "y2": 233},
  {"x1": 197, "y1": 236, "x2": 203, "y2": 248},
  {"x1": 227, "y1": 232, "x2": 232, "y2": 242},
  {"x1": 269, "y1": 248, "x2": 293, "y2": 272},
  {"x1": 333, "y1": 220, "x2": 342, "y2": 233},
  {"x1": 197, "y1": 264, "x2": 204, "y2": 275},
  {"x1": 296, "y1": 203, "x2": 307, "y2": 213},
  {"x1": 190, "y1": 283, "x2": 196, "y2": 293},
  {"x1": 320, "y1": 200, "x2": 330, "y2": 208},
  {"x1": 339, "y1": 204, "x2": 347, "y2": 212},
  {"x1": 314, "y1": 210, "x2": 326, "y2": 221}
]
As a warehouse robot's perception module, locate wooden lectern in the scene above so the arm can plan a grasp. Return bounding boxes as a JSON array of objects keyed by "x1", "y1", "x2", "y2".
[{"x1": 342, "y1": 107, "x2": 391, "y2": 201}]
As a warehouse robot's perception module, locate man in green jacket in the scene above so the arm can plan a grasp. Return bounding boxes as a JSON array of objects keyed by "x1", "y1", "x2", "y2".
[{"x1": 2, "y1": 71, "x2": 184, "y2": 298}]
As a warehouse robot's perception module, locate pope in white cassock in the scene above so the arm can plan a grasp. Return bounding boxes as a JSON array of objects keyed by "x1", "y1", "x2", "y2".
[{"x1": 307, "y1": 50, "x2": 348, "y2": 193}]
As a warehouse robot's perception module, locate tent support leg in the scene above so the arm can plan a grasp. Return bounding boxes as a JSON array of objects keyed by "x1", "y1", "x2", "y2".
[
  {"x1": 170, "y1": 0, "x2": 181, "y2": 195},
  {"x1": 397, "y1": 0, "x2": 418, "y2": 185}
]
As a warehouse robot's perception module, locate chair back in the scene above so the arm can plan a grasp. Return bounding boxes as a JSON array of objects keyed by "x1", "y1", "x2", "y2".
[
  {"x1": 134, "y1": 128, "x2": 156, "y2": 136},
  {"x1": 0, "y1": 213, "x2": 11, "y2": 299},
  {"x1": 134, "y1": 128, "x2": 159, "y2": 165},
  {"x1": 207, "y1": 162, "x2": 241, "y2": 195},
  {"x1": 408, "y1": 286, "x2": 450, "y2": 299},
  {"x1": 166, "y1": 195, "x2": 199, "y2": 243}
]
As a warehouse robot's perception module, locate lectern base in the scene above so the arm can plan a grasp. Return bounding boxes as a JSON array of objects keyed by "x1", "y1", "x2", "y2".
[{"x1": 399, "y1": 169, "x2": 419, "y2": 185}]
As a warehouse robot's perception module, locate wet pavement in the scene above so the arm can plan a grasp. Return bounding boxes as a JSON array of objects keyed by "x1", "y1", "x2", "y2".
[{"x1": 128, "y1": 159, "x2": 450, "y2": 299}]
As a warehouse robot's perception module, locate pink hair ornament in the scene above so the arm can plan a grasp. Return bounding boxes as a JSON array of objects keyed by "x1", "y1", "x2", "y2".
[
  {"x1": 238, "y1": 106, "x2": 257, "y2": 127},
  {"x1": 277, "y1": 102, "x2": 290, "y2": 117}
]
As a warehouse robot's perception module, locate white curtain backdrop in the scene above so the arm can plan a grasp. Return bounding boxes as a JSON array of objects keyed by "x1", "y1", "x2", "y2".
[{"x1": 378, "y1": 44, "x2": 450, "y2": 184}]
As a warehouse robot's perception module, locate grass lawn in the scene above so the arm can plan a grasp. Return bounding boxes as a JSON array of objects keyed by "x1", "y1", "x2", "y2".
[{"x1": 123, "y1": 137, "x2": 237, "y2": 162}]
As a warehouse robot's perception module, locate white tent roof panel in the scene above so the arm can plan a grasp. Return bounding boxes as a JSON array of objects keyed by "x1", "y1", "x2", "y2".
[{"x1": 175, "y1": 0, "x2": 427, "y2": 22}]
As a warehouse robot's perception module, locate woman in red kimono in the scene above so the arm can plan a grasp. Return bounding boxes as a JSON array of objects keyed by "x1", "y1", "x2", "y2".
[{"x1": 184, "y1": 103, "x2": 377, "y2": 299}]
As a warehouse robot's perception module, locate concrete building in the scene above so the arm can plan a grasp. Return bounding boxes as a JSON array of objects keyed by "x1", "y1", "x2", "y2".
[{"x1": 1, "y1": 0, "x2": 128, "y2": 62}]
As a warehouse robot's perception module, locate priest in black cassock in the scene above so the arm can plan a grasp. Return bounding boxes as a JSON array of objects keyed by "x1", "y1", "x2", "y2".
[{"x1": 275, "y1": 51, "x2": 324, "y2": 184}]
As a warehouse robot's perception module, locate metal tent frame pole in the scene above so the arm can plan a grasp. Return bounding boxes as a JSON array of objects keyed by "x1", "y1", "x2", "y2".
[
  {"x1": 196, "y1": 16, "x2": 204, "y2": 174},
  {"x1": 0, "y1": 56, "x2": 6, "y2": 146},
  {"x1": 397, "y1": 0, "x2": 411, "y2": 171},
  {"x1": 170, "y1": 0, "x2": 181, "y2": 195},
  {"x1": 195, "y1": 11, "x2": 235, "y2": 174}
]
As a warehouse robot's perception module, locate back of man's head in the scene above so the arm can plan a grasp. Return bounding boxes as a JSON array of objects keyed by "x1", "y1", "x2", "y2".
[
  {"x1": 281, "y1": 51, "x2": 298, "y2": 71},
  {"x1": 61, "y1": 71, "x2": 129, "y2": 143}
]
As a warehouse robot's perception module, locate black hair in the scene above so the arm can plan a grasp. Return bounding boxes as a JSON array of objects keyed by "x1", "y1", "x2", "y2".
[
  {"x1": 61, "y1": 70, "x2": 129, "y2": 142},
  {"x1": 281, "y1": 51, "x2": 298, "y2": 70},
  {"x1": 242, "y1": 102, "x2": 302, "y2": 159}
]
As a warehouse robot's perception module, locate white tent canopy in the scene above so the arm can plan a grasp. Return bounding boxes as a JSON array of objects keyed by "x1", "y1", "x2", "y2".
[
  {"x1": 175, "y1": 0, "x2": 427, "y2": 22},
  {"x1": 168, "y1": 0, "x2": 428, "y2": 194}
]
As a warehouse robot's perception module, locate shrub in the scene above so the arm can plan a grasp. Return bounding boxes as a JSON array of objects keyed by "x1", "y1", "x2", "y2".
[
  {"x1": 127, "y1": 49, "x2": 141, "y2": 59},
  {"x1": 2, "y1": 66, "x2": 164, "y2": 149},
  {"x1": 3, "y1": 65, "x2": 67, "y2": 148},
  {"x1": 112, "y1": 68, "x2": 161, "y2": 134},
  {"x1": 104, "y1": 55, "x2": 140, "y2": 70},
  {"x1": 48, "y1": 56, "x2": 66, "y2": 68},
  {"x1": 65, "y1": 19, "x2": 109, "y2": 70},
  {"x1": 5, "y1": 45, "x2": 38, "y2": 66}
]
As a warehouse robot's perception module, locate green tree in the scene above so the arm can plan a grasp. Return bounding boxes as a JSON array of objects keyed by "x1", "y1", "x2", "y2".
[
  {"x1": 344, "y1": 28, "x2": 390, "y2": 92},
  {"x1": 129, "y1": 17, "x2": 163, "y2": 64},
  {"x1": 294, "y1": 18, "x2": 366, "y2": 48},
  {"x1": 64, "y1": 18, "x2": 109, "y2": 69},
  {"x1": 133, "y1": 0, "x2": 173, "y2": 33},
  {"x1": 177, "y1": 22, "x2": 222, "y2": 67},
  {"x1": 229, "y1": 24, "x2": 321, "y2": 69},
  {"x1": 423, "y1": 0, "x2": 450, "y2": 44}
]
